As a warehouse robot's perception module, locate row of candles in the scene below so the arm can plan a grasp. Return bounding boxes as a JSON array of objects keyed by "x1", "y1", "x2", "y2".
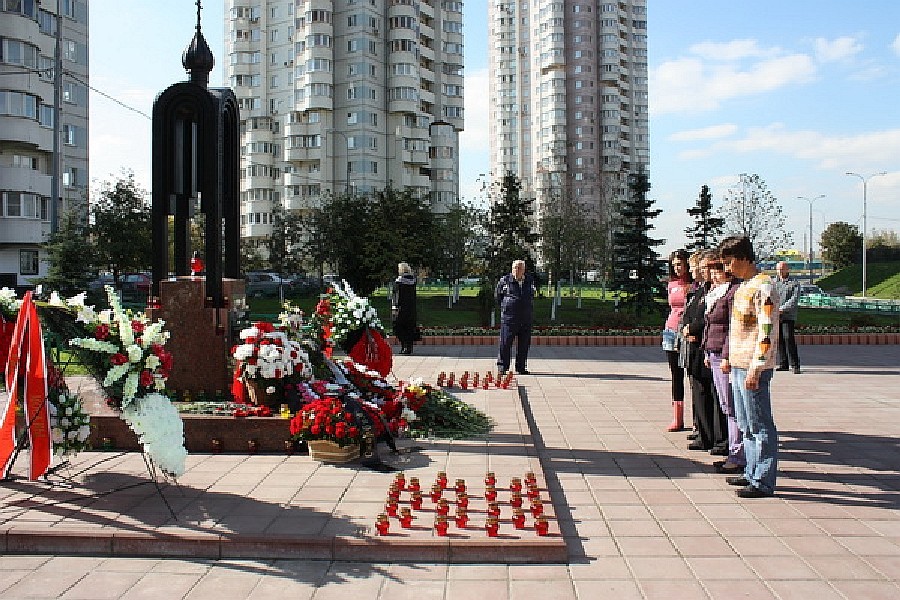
[
  {"x1": 436, "y1": 371, "x2": 515, "y2": 390},
  {"x1": 374, "y1": 470, "x2": 550, "y2": 537}
]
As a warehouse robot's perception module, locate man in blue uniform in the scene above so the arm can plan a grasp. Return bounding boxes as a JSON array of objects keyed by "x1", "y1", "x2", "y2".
[{"x1": 496, "y1": 259, "x2": 535, "y2": 375}]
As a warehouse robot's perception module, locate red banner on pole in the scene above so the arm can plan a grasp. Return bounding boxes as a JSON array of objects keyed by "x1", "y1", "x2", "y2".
[{"x1": 0, "y1": 292, "x2": 51, "y2": 480}]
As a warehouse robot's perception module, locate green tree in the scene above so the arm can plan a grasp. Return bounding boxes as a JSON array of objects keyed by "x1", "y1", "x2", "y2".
[
  {"x1": 820, "y1": 221, "x2": 862, "y2": 268},
  {"x1": 91, "y1": 172, "x2": 152, "y2": 284},
  {"x1": 484, "y1": 172, "x2": 539, "y2": 281},
  {"x1": 685, "y1": 184, "x2": 723, "y2": 251},
  {"x1": 716, "y1": 173, "x2": 791, "y2": 260},
  {"x1": 266, "y1": 203, "x2": 305, "y2": 275},
  {"x1": 240, "y1": 238, "x2": 267, "y2": 273},
  {"x1": 431, "y1": 200, "x2": 485, "y2": 286},
  {"x1": 38, "y1": 209, "x2": 96, "y2": 295},
  {"x1": 307, "y1": 186, "x2": 436, "y2": 295},
  {"x1": 611, "y1": 172, "x2": 665, "y2": 314},
  {"x1": 868, "y1": 228, "x2": 900, "y2": 262}
]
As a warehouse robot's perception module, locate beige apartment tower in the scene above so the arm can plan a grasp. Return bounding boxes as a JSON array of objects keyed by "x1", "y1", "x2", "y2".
[
  {"x1": 225, "y1": 0, "x2": 465, "y2": 245},
  {"x1": 0, "y1": 0, "x2": 89, "y2": 287},
  {"x1": 488, "y1": 0, "x2": 648, "y2": 220}
]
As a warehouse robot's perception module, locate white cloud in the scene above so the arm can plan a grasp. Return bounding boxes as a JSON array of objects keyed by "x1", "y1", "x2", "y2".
[
  {"x1": 892, "y1": 33, "x2": 900, "y2": 56},
  {"x1": 688, "y1": 39, "x2": 780, "y2": 61},
  {"x1": 459, "y1": 66, "x2": 491, "y2": 201},
  {"x1": 651, "y1": 52, "x2": 816, "y2": 115},
  {"x1": 673, "y1": 123, "x2": 900, "y2": 172},
  {"x1": 814, "y1": 36, "x2": 863, "y2": 62},
  {"x1": 669, "y1": 123, "x2": 738, "y2": 142}
]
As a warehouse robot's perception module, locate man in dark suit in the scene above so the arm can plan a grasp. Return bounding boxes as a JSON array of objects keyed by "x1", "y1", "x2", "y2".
[{"x1": 496, "y1": 260, "x2": 535, "y2": 375}]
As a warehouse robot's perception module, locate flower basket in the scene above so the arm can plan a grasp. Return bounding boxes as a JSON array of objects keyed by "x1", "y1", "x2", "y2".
[
  {"x1": 244, "y1": 378, "x2": 277, "y2": 407},
  {"x1": 308, "y1": 439, "x2": 360, "y2": 463}
]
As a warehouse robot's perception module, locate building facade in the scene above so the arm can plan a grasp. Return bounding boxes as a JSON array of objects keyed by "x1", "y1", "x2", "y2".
[
  {"x1": 488, "y1": 0, "x2": 648, "y2": 222},
  {"x1": 224, "y1": 0, "x2": 464, "y2": 247},
  {"x1": 0, "y1": 0, "x2": 89, "y2": 287}
]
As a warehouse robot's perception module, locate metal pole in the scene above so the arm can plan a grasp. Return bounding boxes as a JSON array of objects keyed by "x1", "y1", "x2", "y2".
[
  {"x1": 50, "y1": 5, "x2": 63, "y2": 234},
  {"x1": 845, "y1": 172, "x2": 886, "y2": 298},
  {"x1": 798, "y1": 195, "x2": 824, "y2": 281}
]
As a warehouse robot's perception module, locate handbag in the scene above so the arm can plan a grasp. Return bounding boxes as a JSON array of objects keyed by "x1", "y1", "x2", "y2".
[{"x1": 661, "y1": 328, "x2": 680, "y2": 352}]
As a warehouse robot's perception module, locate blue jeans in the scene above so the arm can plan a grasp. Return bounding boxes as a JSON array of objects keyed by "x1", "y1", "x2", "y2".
[{"x1": 730, "y1": 367, "x2": 778, "y2": 494}]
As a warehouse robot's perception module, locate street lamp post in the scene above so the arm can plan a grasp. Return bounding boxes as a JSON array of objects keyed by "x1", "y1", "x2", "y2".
[
  {"x1": 797, "y1": 195, "x2": 824, "y2": 280},
  {"x1": 845, "y1": 171, "x2": 886, "y2": 298}
]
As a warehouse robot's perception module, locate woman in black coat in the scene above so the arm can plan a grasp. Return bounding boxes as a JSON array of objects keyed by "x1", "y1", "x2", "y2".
[{"x1": 391, "y1": 262, "x2": 418, "y2": 355}]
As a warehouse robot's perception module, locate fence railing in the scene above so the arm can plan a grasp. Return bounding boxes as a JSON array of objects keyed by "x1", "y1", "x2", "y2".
[{"x1": 799, "y1": 295, "x2": 900, "y2": 314}]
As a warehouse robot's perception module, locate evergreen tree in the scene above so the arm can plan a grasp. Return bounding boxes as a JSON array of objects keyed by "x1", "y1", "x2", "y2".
[
  {"x1": 484, "y1": 172, "x2": 539, "y2": 281},
  {"x1": 685, "y1": 184, "x2": 723, "y2": 251},
  {"x1": 612, "y1": 173, "x2": 665, "y2": 314},
  {"x1": 38, "y1": 209, "x2": 96, "y2": 295}
]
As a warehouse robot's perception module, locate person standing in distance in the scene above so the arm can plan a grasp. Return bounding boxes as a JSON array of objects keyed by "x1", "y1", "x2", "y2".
[
  {"x1": 773, "y1": 261, "x2": 801, "y2": 374},
  {"x1": 718, "y1": 235, "x2": 780, "y2": 498},
  {"x1": 391, "y1": 262, "x2": 418, "y2": 355},
  {"x1": 496, "y1": 259, "x2": 535, "y2": 375}
]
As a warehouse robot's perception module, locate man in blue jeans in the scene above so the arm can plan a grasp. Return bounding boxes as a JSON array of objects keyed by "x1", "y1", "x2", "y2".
[
  {"x1": 718, "y1": 236, "x2": 780, "y2": 498},
  {"x1": 496, "y1": 260, "x2": 535, "y2": 375}
]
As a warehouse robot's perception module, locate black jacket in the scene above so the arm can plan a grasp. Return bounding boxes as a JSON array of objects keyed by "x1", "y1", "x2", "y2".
[
  {"x1": 495, "y1": 273, "x2": 535, "y2": 324},
  {"x1": 391, "y1": 273, "x2": 418, "y2": 343}
]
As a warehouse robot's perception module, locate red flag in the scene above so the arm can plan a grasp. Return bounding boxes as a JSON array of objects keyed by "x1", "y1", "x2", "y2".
[{"x1": 1, "y1": 292, "x2": 52, "y2": 480}]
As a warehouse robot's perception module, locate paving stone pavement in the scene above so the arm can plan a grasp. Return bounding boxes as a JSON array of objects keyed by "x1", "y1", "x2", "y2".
[{"x1": 1, "y1": 344, "x2": 898, "y2": 599}]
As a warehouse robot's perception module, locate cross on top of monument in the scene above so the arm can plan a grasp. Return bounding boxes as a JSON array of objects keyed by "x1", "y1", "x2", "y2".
[{"x1": 182, "y1": 0, "x2": 214, "y2": 87}]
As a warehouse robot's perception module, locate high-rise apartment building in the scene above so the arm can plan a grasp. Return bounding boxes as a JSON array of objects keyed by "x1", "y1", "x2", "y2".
[
  {"x1": 224, "y1": 0, "x2": 464, "y2": 246},
  {"x1": 0, "y1": 0, "x2": 89, "y2": 287},
  {"x1": 489, "y1": 0, "x2": 648, "y2": 221}
]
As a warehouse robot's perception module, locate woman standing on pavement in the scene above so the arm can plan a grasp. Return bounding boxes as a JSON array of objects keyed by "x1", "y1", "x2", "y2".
[
  {"x1": 680, "y1": 251, "x2": 717, "y2": 451},
  {"x1": 702, "y1": 255, "x2": 745, "y2": 473},
  {"x1": 663, "y1": 249, "x2": 691, "y2": 431},
  {"x1": 391, "y1": 262, "x2": 418, "y2": 355}
]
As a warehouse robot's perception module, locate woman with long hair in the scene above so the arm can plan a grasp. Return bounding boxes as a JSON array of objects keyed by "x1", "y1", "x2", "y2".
[{"x1": 663, "y1": 249, "x2": 691, "y2": 431}]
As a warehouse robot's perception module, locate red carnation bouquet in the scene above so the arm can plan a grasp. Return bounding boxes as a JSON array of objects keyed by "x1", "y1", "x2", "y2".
[{"x1": 290, "y1": 395, "x2": 362, "y2": 447}]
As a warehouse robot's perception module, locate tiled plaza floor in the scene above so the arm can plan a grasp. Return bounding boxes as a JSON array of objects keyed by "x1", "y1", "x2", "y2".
[{"x1": 1, "y1": 344, "x2": 898, "y2": 599}]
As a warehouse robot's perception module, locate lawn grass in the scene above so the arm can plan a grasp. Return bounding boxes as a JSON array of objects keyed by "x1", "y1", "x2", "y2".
[{"x1": 817, "y1": 261, "x2": 900, "y2": 299}]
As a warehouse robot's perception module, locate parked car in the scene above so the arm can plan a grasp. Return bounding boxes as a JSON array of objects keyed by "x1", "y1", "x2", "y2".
[
  {"x1": 245, "y1": 272, "x2": 286, "y2": 298},
  {"x1": 120, "y1": 273, "x2": 152, "y2": 301},
  {"x1": 87, "y1": 273, "x2": 115, "y2": 292}
]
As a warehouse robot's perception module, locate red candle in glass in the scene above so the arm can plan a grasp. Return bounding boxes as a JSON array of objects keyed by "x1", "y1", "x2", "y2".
[
  {"x1": 385, "y1": 498, "x2": 399, "y2": 516},
  {"x1": 408, "y1": 477, "x2": 420, "y2": 492},
  {"x1": 399, "y1": 508, "x2": 413, "y2": 528},
  {"x1": 510, "y1": 491, "x2": 523, "y2": 508},
  {"x1": 436, "y1": 471, "x2": 448, "y2": 488},
  {"x1": 437, "y1": 498, "x2": 450, "y2": 516},
  {"x1": 487, "y1": 502, "x2": 501, "y2": 518},
  {"x1": 430, "y1": 486, "x2": 442, "y2": 503},
  {"x1": 530, "y1": 500, "x2": 544, "y2": 517},
  {"x1": 457, "y1": 492, "x2": 469, "y2": 509},
  {"x1": 395, "y1": 472, "x2": 406, "y2": 490},
  {"x1": 411, "y1": 491, "x2": 423, "y2": 510},
  {"x1": 485, "y1": 371, "x2": 493, "y2": 383},
  {"x1": 472, "y1": 372, "x2": 480, "y2": 387},
  {"x1": 512, "y1": 509, "x2": 526, "y2": 529},
  {"x1": 485, "y1": 517, "x2": 499, "y2": 537},
  {"x1": 455, "y1": 478, "x2": 466, "y2": 494},
  {"x1": 484, "y1": 486, "x2": 497, "y2": 502},
  {"x1": 437, "y1": 372, "x2": 446, "y2": 386},
  {"x1": 455, "y1": 510, "x2": 468, "y2": 528},
  {"x1": 510, "y1": 477, "x2": 522, "y2": 492},
  {"x1": 524, "y1": 471, "x2": 537, "y2": 486},
  {"x1": 535, "y1": 516, "x2": 549, "y2": 536},
  {"x1": 526, "y1": 484, "x2": 540, "y2": 499},
  {"x1": 388, "y1": 483, "x2": 401, "y2": 500},
  {"x1": 447, "y1": 373, "x2": 455, "y2": 387},
  {"x1": 435, "y1": 516, "x2": 449, "y2": 536},
  {"x1": 482, "y1": 379, "x2": 490, "y2": 390},
  {"x1": 375, "y1": 514, "x2": 390, "y2": 535},
  {"x1": 484, "y1": 471, "x2": 496, "y2": 487},
  {"x1": 460, "y1": 375, "x2": 468, "y2": 390}
]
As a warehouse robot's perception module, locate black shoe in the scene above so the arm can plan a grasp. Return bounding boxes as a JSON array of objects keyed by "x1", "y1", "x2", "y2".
[
  {"x1": 726, "y1": 476, "x2": 751, "y2": 486},
  {"x1": 792, "y1": 367, "x2": 801, "y2": 374},
  {"x1": 687, "y1": 441, "x2": 707, "y2": 450},
  {"x1": 686, "y1": 432, "x2": 699, "y2": 440},
  {"x1": 716, "y1": 463, "x2": 744, "y2": 474},
  {"x1": 713, "y1": 460, "x2": 727, "y2": 468},
  {"x1": 775, "y1": 366, "x2": 789, "y2": 372},
  {"x1": 710, "y1": 445, "x2": 729, "y2": 456},
  {"x1": 516, "y1": 369, "x2": 530, "y2": 375},
  {"x1": 736, "y1": 485, "x2": 772, "y2": 498}
]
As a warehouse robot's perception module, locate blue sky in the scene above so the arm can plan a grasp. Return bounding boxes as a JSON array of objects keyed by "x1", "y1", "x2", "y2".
[{"x1": 90, "y1": 1, "x2": 899, "y2": 257}]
